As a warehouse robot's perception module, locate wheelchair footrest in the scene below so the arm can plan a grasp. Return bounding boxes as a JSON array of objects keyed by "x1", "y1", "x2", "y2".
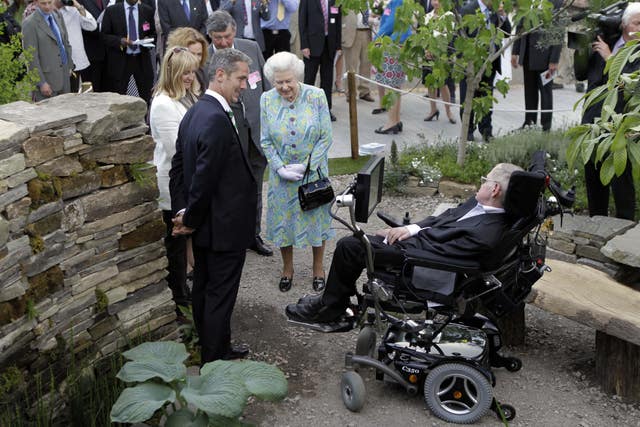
[{"x1": 287, "y1": 317, "x2": 356, "y2": 333}]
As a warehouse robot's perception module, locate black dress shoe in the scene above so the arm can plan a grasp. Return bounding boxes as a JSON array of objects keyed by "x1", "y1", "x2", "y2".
[
  {"x1": 359, "y1": 93, "x2": 375, "y2": 102},
  {"x1": 250, "y1": 236, "x2": 273, "y2": 256},
  {"x1": 297, "y1": 293, "x2": 323, "y2": 305},
  {"x1": 312, "y1": 277, "x2": 326, "y2": 292},
  {"x1": 222, "y1": 344, "x2": 250, "y2": 360},
  {"x1": 481, "y1": 131, "x2": 494, "y2": 143},
  {"x1": 374, "y1": 123, "x2": 401, "y2": 134},
  {"x1": 285, "y1": 301, "x2": 344, "y2": 323},
  {"x1": 279, "y1": 276, "x2": 292, "y2": 292},
  {"x1": 372, "y1": 107, "x2": 387, "y2": 114},
  {"x1": 330, "y1": 112, "x2": 337, "y2": 122}
]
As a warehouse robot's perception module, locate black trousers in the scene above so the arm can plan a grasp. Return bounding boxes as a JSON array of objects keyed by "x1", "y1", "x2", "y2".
[
  {"x1": 460, "y1": 71, "x2": 495, "y2": 138},
  {"x1": 523, "y1": 66, "x2": 553, "y2": 130},
  {"x1": 79, "y1": 60, "x2": 105, "y2": 92},
  {"x1": 584, "y1": 160, "x2": 636, "y2": 220},
  {"x1": 248, "y1": 143, "x2": 267, "y2": 236},
  {"x1": 162, "y1": 210, "x2": 190, "y2": 308},
  {"x1": 322, "y1": 235, "x2": 416, "y2": 309},
  {"x1": 262, "y1": 29, "x2": 290, "y2": 59},
  {"x1": 192, "y1": 246, "x2": 246, "y2": 363},
  {"x1": 303, "y1": 37, "x2": 334, "y2": 110},
  {"x1": 116, "y1": 54, "x2": 152, "y2": 105}
]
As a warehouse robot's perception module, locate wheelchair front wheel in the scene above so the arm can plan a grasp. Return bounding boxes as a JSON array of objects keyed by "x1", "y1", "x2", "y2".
[
  {"x1": 355, "y1": 326, "x2": 377, "y2": 358},
  {"x1": 424, "y1": 363, "x2": 493, "y2": 424},
  {"x1": 495, "y1": 403, "x2": 516, "y2": 421},
  {"x1": 505, "y1": 357, "x2": 522, "y2": 372},
  {"x1": 341, "y1": 371, "x2": 366, "y2": 412}
]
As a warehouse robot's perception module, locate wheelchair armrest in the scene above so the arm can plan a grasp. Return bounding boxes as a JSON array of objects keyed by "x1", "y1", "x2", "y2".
[
  {"x1": 377, "y1": 210, "x2": 403, "y2": 228},
  {"x1": 403, "y1": 248, "x2": 482, "y2": 275}
]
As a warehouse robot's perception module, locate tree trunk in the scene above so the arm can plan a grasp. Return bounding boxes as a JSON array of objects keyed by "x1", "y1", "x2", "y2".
[
  {"x1": 595, "y1": 330, "x2": 640, "y2": 402},
  {"x1": 457, "y1": 65, "x2": 479, "y2": 167}
]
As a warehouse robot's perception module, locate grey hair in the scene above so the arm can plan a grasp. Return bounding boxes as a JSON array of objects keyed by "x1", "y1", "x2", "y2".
[
  {"x1": 487, "y1": 163, "x2": 524, "y2": 205},
  {"x1": 622, "y1": 2, "x2": 640, "y2": 26},
  {"x1": 207, "y1": 48, "x2": 252, "y2": 80},
  {"x1": 206, "y1": 10, "x2": 236, "y2": 34},
  {"x1": 263, "y1": 51, "x2": 305, "y2": 83}
]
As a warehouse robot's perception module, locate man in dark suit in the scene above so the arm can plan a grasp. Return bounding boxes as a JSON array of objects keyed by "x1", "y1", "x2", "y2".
[
  {"x1": 77, "y1": 0, "x2": 106, "y2": 91},
  {"x1": 206, "y1": 10, "x2": 274, "y2": 256},
  {"x1": 22, "y1": 0, "x2": 73, "y2": 101},
  {"x1": 286, "y1": 163, "x2": 522, "y2": 323},
  {"x1": 459, "y1": 0, "x2": 511, "y2": 142},
  {"x1": 158, "y1": 0, "x2": 208, "y2": 41},
  {"x1": 170, "y1": 48, "x2": 257, "y2": 363},
  {"x1": 220, "y1": 0, "x2": 270, "y2": 52},
  {"x1": 100, "y1": 0, "x2": 156, "y2": 104},
  {"x1": 299, "y1": 0, "x2": 341, "y2": 121},
  {"x1": 511, "y1": 0, "x2": 561, "y2": 131}
]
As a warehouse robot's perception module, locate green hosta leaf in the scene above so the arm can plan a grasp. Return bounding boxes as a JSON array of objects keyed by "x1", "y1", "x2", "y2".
[
  {"x1": 628, "y1": 140, "x2": 640, "y2": 166},
  {"x1": 110, "y1": 383, "x2": 176, "y2": 423},
  {"x1": 613, "y1": 148, "x2": 628, "y2": 176},
  {"x1": 201, "y1": 360, "x2": 288, "y2": 402},
  {"x1": 165, "y1": 409, "x2": 209, "y2": 427},
  {"x1": 599, "y1": 155, "x2": 616, "y2": 185},
  {"x1": 116, "y1": 359, "x2": 187, "y2": 383},
  {"x1": 122, "y1": 341, "x2": 189, "y2": 365},
  {"x1": 208, "y1": 414, "x2": 252, "y2": 427},
  {"x1": 181, "y1": 373, "x2": 250, "y2": 419}
]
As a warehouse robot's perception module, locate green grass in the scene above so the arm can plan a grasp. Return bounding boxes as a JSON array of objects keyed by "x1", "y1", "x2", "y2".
[{"x1": 328, "y1": 155, "x2": 372, "y2": 176}]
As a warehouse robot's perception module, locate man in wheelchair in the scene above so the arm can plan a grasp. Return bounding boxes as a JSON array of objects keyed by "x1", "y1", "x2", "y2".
[{"x1": 286, "y1": 163, "x2": 523, "y2": 324}]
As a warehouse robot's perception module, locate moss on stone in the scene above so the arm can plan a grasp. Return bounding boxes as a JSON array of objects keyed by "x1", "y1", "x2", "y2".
[
  {"x1": 95, "y1": 289, "x2": 108, "y2": 313},
  {"x1": 27, "y1": 178, "x2": 60, "y2": 209},
  {"x1": 28, "y1": 234, "x2": 45, "y2": 253},
  {"x1": 26, "y1": 265, "x2": 64, "y2": 303}
]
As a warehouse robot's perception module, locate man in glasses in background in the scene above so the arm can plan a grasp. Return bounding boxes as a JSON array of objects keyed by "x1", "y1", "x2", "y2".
[{"x1": 286, "y1": 163, "x2": 523, "y2": 324}]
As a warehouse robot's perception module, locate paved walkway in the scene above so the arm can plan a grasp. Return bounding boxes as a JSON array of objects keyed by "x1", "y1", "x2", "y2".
[{"x1": 327, "y1": 80, "x2": 584, "y2": 158}]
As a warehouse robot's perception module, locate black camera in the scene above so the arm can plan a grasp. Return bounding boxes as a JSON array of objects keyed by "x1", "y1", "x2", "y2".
[
  {"x1": 568, "y1": 1, "x2": 627, "y2": 50},
  {"x1": 61, "y1": 0, "x2": 74, "y2": 5}
]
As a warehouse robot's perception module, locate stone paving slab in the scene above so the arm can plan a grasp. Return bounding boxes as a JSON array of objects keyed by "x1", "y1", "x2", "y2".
[{"x1": 602, "y1": 224, "x2": 640, "y2": 268}]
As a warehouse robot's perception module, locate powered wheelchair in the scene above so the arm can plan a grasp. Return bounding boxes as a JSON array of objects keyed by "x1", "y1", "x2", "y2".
[{"x1": 288, "y1": 152, "x2": 575, "y2": 424}]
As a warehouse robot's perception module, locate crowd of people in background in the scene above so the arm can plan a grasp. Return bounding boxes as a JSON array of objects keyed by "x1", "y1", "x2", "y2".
[{"x1": 2, "y1": 0, "x2": 638, "y2": 363}]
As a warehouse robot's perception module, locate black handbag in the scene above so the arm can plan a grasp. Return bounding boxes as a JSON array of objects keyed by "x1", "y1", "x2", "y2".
[{"x1": 298, "y1": 159, "x2": 334, "y2": 212}]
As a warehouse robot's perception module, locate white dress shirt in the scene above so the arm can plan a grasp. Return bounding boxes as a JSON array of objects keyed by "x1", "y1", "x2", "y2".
[{"x1": 59, "y1": 5, "x2": 97, "y2": 71}]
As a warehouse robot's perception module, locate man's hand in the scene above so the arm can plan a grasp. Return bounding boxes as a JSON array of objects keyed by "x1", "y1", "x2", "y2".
[
  {"x1": 511, "y1": 54, "x2": 518, "y2": 68},
  {"x1": 172, "y1": 213, "x2": 194, "y2": 236},
  {"x1": 277, "y1": 166, "x2": 304, "y2": 181},
  {"x1": 302, "y1": 48, "x2": 311, "y2": 59},
  {"x1": 592, "y1": 36, "x2": 612, "y2": 60},
  {"x1": 548, "y1": 62, "x2": 558, "y2": 73},
  {"x1": 121, "y1": 37, "x2": 133, "y2": 47},
  {"x1": 375, "y1": 226, "x2": 411, "y2": 245},
  {"x1": 39, "y1": 82, "x2": 52, "y2": 97}
]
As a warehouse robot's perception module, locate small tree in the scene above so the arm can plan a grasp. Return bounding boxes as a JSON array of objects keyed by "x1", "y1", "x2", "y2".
[
  {"x1": 338, "y1": 0, "x2": 569, "y2": 165},
  {"x1": 0, "y1": 24, "x2": 40, "y2": 104}
]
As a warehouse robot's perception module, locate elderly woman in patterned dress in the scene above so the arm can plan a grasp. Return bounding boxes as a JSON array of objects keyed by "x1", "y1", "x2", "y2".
[{"x1": 260, "y1": 51, "x2": 335, "y2": 293}]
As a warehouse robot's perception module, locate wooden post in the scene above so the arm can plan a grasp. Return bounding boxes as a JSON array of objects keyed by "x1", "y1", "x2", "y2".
[
  {"x1": 347, "y1": 71, "x2": 359, "y2": 160},
  {"x1": 596, "y1": 331, "x2": 640, "y2": 402}
]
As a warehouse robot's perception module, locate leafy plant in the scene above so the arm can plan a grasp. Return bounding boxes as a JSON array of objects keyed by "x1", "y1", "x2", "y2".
[
  {"x1": 0, "y1": 33, "x2": 39, "y2": 104},
  {"x1": 110, "y1": 341, "x2": 288, "y2": 426}
]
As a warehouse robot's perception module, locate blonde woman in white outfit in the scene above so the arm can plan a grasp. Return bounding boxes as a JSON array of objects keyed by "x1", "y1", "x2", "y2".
[{"x1": 149, "y1": 46, "x2": 200, "y2": 318}]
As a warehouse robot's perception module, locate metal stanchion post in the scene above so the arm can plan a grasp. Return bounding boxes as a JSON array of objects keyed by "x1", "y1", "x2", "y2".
[{"x1": 347, "y1": 71, "x2": 359, "y2": 159}]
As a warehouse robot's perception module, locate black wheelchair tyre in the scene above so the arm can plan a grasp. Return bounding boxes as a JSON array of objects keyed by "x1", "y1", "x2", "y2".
[
  {"x1": 355, "y1": 326, "x2": 377, "y2": 358},
  {"x1": 496, "y1": 403, "x2": 516, "y2": 421},
  {"x1": 424, "y1": 363, "x2": 493, "y2": 424},
  {"x1": 341, "y1": 371, "x2": 366, "y2": 412},
  {"x1": 505, "y1": 357, "x2": 522, "y2": 372}
]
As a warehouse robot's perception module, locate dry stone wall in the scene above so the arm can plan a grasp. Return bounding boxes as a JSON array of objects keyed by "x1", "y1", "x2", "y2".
[{"x1": 0, "y1": 93, "x2": 176, "y2": 380}]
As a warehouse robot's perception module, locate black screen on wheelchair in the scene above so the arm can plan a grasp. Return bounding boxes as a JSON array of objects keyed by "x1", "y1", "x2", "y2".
[{"x1": 355, "y1": 155, "x2": 385, "y2": 223}]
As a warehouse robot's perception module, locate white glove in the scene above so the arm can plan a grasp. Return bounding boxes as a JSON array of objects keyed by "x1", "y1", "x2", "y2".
[
  {"x1": 287, "y1": 163, "x2": 307, "y2": 175},
  {"x1": 277, "y1": 166, "x2": 303, "y2": 181}
]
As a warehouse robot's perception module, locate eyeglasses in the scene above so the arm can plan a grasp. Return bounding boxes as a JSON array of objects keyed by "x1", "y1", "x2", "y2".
[{"x1": 167, "y1": 46, "x2": 189, "y2": 61}]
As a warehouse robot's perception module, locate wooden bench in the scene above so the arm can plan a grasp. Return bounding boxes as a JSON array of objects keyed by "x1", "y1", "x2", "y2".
[{"x1": 517, "y1": 259, "x2": 640, "y2": 401}]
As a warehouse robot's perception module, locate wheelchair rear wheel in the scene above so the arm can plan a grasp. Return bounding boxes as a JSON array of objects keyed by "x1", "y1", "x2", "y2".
[
  {"x1": 424, "y1": 363, "x2": 493, "y2": 424},
  {"x1": 341, "y1": 371, "x2": 366, "y2": 412}
]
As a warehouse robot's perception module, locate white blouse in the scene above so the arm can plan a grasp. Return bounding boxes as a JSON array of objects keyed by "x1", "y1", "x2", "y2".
[{"x1": 59, "y1": 5, "x2": 97, "y2": 72}]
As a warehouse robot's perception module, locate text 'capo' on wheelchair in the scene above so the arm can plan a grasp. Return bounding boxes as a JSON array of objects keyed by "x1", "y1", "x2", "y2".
[{"x1": 325, "y1": 152, "x2": 574, "y2": 424}]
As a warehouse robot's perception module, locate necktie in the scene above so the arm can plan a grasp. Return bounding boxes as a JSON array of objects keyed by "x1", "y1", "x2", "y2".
[
  {"x1": 47, "y1": 15, "x2": 68, "y2": 65},
  {"x1": 483, "y1": 8, "x2": 491, "y2": 28},
  {"x1": 128, "y1": 6, "x2": 139, "y2": 52},
  {"x1": 321, "y1": 0, "x2": 328, "y2": 35},
  {"x1": 276, "y1": 0, "x2": 285, "y2": 20},
  {"x1": 362, "y1": 8, "x2": 369, "y2": 26},
  {"x1": 183, "y1": 0, "x2": 191, "y2": 20},
  {"x1": 227, "y1": 110, "x2": 237, "y2": 130},
  {"x1": 241, "y1": 0, "x2": 248, "y2": 25}
]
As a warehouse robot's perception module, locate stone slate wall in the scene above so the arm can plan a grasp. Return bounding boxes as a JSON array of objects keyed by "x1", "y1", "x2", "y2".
[{"x1": 0, "y1": 93, "x2": 176, "y2": 381}]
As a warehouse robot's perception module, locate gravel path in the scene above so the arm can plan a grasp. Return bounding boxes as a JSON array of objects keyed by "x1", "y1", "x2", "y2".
[{"x1": 230, "y1": 176, "x2": 640, "y2": 426}]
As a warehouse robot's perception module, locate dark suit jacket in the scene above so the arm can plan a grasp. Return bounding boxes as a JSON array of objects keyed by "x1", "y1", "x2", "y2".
[
  {"x1": 100, "y1": 2, "x2": 156, "y2": 82},
  {"x1": 158, "y1": 0, "x2": 208, "y2": 38},
  {"x1": 512, "y1": 0, "x2": 561, "y2": 71},
  {"x1": 459, "y1": 0, "x2": 511, "y2": 75},
  {"x1": 299, "y1": 0, "x2": 341, "y2": 57},
  {"x1": 409, "y1": 197, "x2": 508, "y2": 267},
  {"x1": 78, "y1": 0, "x2": 106, "y2": 62},
  {"x1": 169, "y1": 94, "x2": 258, "y2": 251},
  {"x1": 220, "y1": 0, "x2": 270, "y2": 52}
]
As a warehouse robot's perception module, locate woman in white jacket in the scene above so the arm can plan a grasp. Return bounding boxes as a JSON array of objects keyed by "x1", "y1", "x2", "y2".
[{"x1": 149, "y1": 47, "x2": 201, "y2": 317}]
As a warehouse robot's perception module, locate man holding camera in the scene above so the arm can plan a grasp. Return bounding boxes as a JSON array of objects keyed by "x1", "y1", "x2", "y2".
[
  {"x1": 578, "y1": 2, "x2": 640, "y2": 220},
  {"x1": 56, "y1": 0, "x2": 97, "y2": 92}
]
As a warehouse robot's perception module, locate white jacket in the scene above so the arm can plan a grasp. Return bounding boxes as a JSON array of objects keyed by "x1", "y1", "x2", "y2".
[{"x1": 149, "y1": 92, "x2": 189, "y2": 211}]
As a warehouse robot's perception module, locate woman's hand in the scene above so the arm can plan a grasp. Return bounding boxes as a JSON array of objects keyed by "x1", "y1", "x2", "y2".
[{"x1": 277, "y1": 166, "x2": 304, "y2": 181}]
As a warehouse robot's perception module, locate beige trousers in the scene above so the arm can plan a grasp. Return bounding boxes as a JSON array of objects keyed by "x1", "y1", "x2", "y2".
[{"x1": 343, "y1": 29, "x2": 372, "y2": 97}]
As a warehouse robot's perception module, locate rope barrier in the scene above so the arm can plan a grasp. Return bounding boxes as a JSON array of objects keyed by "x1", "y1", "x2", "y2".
[{"x1": 341, "y1": 72, "x2": 581, "y2": 114}]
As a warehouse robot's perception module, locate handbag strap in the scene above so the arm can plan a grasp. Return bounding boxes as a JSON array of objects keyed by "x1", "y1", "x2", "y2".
[{"x1": 302, "y1": 156, "x2": 325, "y2": 185}]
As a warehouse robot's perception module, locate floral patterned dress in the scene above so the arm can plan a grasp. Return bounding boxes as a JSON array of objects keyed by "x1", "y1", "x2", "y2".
[{"x1": 260, "y1": 83, "x2": 335, "y2": 248}]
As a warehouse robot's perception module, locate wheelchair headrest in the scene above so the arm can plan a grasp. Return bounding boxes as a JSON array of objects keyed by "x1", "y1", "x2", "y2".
[{"x1": 502, "y1": 170, "x2": 546, "y2": 221}]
